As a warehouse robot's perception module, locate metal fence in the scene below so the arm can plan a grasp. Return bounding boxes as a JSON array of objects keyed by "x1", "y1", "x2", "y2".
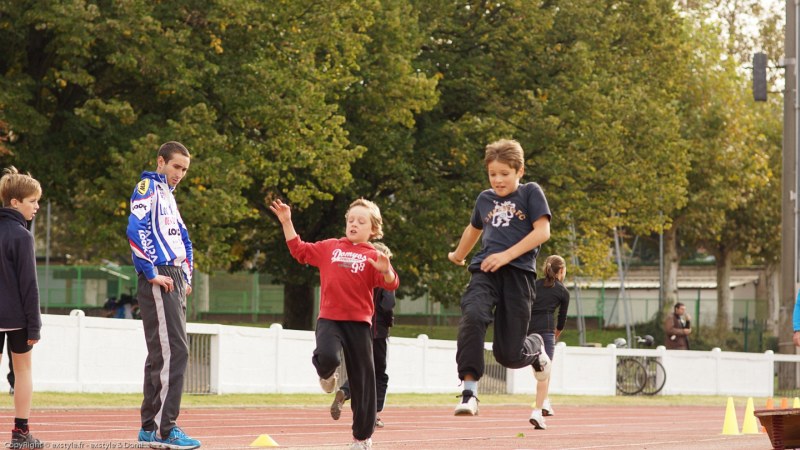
[
  {"x1": 185, "y1": 333, "x2": 212, "y2": 394},
  {"x1": 35, "y1": 265, "x2": 766, "y2": 332},
  {"x1": 775, "y1": 360, "x2": 800, "y2": 399}
]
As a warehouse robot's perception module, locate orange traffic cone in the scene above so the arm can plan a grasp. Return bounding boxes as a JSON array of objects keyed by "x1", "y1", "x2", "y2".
[
  {"x1": 781, "y1": 397, "x2": 789, "y2": 409},
  {"x1": 762, "y1": 397, "x2": 774, "y2": 432}
]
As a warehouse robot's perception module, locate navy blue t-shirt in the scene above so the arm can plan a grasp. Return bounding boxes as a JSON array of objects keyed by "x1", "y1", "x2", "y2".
[{"x1": 468, "y1": 182, "x2": 551, "y2": 273}]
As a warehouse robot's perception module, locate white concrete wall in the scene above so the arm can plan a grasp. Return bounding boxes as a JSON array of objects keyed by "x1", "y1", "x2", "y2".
[{"x1": 2, "y1": 313, "x2": 794, "y2": 396}]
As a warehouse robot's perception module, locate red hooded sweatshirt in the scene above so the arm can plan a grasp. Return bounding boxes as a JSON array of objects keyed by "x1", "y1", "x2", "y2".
[{"x1": 287, "y1": 236, "x2": 399, "y2": 325}]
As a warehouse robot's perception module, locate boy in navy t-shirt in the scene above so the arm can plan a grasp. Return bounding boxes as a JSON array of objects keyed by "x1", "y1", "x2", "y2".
[{"x1": 448, "y1": 139, "x2": 552, "y2": 418}]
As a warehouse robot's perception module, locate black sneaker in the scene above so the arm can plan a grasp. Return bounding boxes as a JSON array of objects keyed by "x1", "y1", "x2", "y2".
[
  {"x1": 453, "y1": 389, "x2": 479, "y2": 416},
  {"x1": 11, "y1": 429, "x2": 43, "y2": 449}
]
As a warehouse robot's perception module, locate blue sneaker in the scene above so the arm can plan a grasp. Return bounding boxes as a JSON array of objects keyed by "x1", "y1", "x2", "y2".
[
  {"x1": 154, "y1": 427, "x2": 201, "y2": 450},
  {"x1": 137, "y1": 429, "x2": 161, "y2": 449}
]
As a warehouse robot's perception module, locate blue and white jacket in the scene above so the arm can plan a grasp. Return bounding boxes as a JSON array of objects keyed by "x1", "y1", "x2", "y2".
[
  {"x1": 126, "y1": 171, "x2": 193, "y2": 285},
  {"x1": 794, "y1": 289, "x2": 800, "y2": 332}
]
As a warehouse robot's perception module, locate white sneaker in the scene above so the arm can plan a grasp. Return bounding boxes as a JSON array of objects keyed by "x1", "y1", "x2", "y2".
[
  {"x1": 350, "y1": 438, "x2": 372, "y2": 449},
  {"x1": 319, "y1": 372, "x2": 339, "y2": 393},
  {"x1": 454, "y1": 389, "x2": 479, "y2": 416},
  {"x1": 530, "y1": 334, "x2": 551, "y2": 382},
  {"x1": 529, "y1": 409, "x2": 547, "y2": 429},
  {"x1": 542, "y1": 398, "x2": 554, "y2": 416}
]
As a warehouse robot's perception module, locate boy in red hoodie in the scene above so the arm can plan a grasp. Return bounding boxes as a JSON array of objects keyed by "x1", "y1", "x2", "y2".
[{"x1": 270, "y1": 198, "x2": 398, "y2": 450}]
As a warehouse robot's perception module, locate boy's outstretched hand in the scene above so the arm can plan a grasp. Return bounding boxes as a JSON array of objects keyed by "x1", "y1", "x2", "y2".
[
  {"x1": 368, "y1": 251, "x2": 392, "y2": 274},
  {"x1": 269, "y1": 199, "x2": 291, "y2": 223}
]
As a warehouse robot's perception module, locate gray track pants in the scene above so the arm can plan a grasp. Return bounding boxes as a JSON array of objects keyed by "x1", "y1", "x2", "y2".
[{"x1": 138, "y1": 266, "x2": 189, "y2": 439}]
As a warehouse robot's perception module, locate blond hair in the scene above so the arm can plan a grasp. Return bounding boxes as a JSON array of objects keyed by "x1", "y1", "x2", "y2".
[
  {"x1": 371, "y1": 241, "x2": 393, "y2": 258},
  {"x1": 0, "y1": 166, "x2": 41, "y2": 207},
  {"x1": 484, "y1": 139, "x2": 525, "y2": 171},
  {"x1": 347, "y1": 198, "x2": 384, "y2": 240}
]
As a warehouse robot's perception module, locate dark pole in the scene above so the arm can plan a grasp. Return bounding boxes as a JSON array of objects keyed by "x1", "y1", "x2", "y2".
[{"x1": 780, "y1": 0, "x2": 798, "y2": 355}]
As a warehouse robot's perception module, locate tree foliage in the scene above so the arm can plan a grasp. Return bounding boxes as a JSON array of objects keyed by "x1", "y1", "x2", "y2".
[{"x1": 0, "y1": 0, "x2": 784, "y2": 330}]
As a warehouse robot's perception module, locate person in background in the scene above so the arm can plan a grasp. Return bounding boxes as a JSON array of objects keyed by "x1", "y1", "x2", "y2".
[
  {"x1": 793, "y1": 289, "x2": 800, "y2": 347},
  {"x1": 0, "y1": 166, "x2": 43, "y2": 447},
  {"x1": 527, "y1": 255, "x2": 569, "y2": 430},
  {"x1": 127, "y1": 141, "x2": 199, "y2": 449},
  {"x1": 664, "y1": 302, "x2": 691, "y2": 350}
]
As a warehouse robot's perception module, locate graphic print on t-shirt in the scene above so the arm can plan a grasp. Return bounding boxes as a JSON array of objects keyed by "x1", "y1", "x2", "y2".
[
  {"x1": 331, "y1": 248, "x2": 367, "y2": 273},
  {"x1": 489, "y1": 200, "x2": 526, "y2": 228}
]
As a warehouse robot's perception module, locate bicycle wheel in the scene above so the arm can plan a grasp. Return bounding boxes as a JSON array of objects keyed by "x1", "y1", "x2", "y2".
[
  {"x1": 616, "y1": 358, "x2": 646, "y2": 395},
  {"x1": 641, "y1": 358, "x2": 667, "y2": 395}
]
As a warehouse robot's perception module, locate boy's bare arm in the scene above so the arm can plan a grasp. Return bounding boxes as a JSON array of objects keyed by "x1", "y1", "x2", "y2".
[
  {"x1": 480, "y1": 216, "x2": 550, "y2": 272},
  {"x1": 448, "y1": 224, "x2": 482, "y2": 265},
  {"x1": 269, "y1": 199, "x2": 298, "y2": 241}
]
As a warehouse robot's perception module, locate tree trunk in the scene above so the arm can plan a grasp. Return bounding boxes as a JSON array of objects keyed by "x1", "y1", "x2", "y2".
[
  {"x1": 763, "y1": 262, "x2": 781, "y2": 336},
  {"x1": 283, "y1": 281, "x2": 315, "y2": 330},
  {"x1": 715, "y1": 247, "x2": 733, "y2": 331},
  {"x1": 662, "y1": 225, "x2": 680, "y2": 320}
]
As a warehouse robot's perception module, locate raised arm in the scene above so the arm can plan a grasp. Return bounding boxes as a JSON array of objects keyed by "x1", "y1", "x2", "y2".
[{"x1": 269, "y1": 199, "x2": 298, "y2": 241}]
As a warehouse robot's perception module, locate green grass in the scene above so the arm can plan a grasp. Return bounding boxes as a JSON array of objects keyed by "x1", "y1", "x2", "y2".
[{"x1": 0, "y1": 391, "x2": 775, "y2": 410}]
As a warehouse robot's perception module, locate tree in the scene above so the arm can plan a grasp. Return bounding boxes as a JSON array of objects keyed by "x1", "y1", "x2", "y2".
[
  {"x1": 409, "y1": 0, "x2": 691, "y2": 306},
  {"x1": 663, "y1": 0, "x2": 782, "y2": 331}
]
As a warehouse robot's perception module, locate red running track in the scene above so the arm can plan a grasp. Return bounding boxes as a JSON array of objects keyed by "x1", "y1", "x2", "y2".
[{"x1": 0, "y1": 403, "x2": 770, "y2": 449}]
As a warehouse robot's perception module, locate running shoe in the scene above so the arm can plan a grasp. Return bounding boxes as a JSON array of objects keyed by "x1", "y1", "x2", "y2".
[
  {"x1": 153, "y1": 426, "x2": 200, "y2": 450},
  {"x1": 350, "y1": 438, "x2": 372, "y2": 449},
  {"x1": 319, "y1": 372, "x2": 339, "y2": 394},
  {"x1": 331, "y1": 389, "x2": 347, "y2": 420},
  {"x1": 529, "y1": 409, "x2": 547, "y2": 430},
  {"x1": 454, "y1": 389, "x2": 479, "y2": 416},
  {"x1": 10, "y1": 429, "x2": 43, "y2": 449},
  {"x1": 542, "y1": 398, "x2": 554, "y2": 416},
  {"x1": 530, "y1": 334, "x2": 551, "y2": 381}
]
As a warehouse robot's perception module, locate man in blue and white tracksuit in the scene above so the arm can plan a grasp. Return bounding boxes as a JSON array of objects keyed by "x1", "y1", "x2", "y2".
[{"x1": 126, "y1": 141, "x2": 200, "y2": 450}]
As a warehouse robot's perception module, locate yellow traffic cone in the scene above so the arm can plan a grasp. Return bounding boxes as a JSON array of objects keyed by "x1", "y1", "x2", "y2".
[
  {"x1": 250, "y1": 434, "x2": 279, "y2": 447},
  {"x1": 722, "y1": 397, "x2": 740, "y2": 435},
  {"x1": 793, "y1": 397, "x2": 800, "y2": 408},
  {"x1": 741, "y1": 397, "x2": 759, "y2": 434}
]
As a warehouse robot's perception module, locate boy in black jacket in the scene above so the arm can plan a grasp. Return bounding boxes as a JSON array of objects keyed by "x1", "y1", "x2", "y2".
[{"x1": 0, "y1": 167, "x2": 43, "y2": 447}]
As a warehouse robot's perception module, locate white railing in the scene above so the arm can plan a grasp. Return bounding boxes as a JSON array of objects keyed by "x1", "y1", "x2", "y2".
[{"x1": 9, "y1": 313, "x2": 798, "y2": 396}]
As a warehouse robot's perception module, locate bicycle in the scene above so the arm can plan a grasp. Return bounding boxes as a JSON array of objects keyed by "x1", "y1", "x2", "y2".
[{"x1": 614, "y1": 335, "x2": 667, "y2": 396}]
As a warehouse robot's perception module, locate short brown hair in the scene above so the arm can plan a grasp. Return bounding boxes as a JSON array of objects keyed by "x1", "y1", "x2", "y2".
[
  {"x1": 347, "y1": 198, "x2": 384, "y2": 240},
  {"x1": 158, "y1": 141, "x2": 190, "y2": 162},
  {"x1": 484, "y1": 139, "x2": 525, "y2": 171},
  {"x1": 0, "y1": 166, "x2": 41, "y2": 207}
]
